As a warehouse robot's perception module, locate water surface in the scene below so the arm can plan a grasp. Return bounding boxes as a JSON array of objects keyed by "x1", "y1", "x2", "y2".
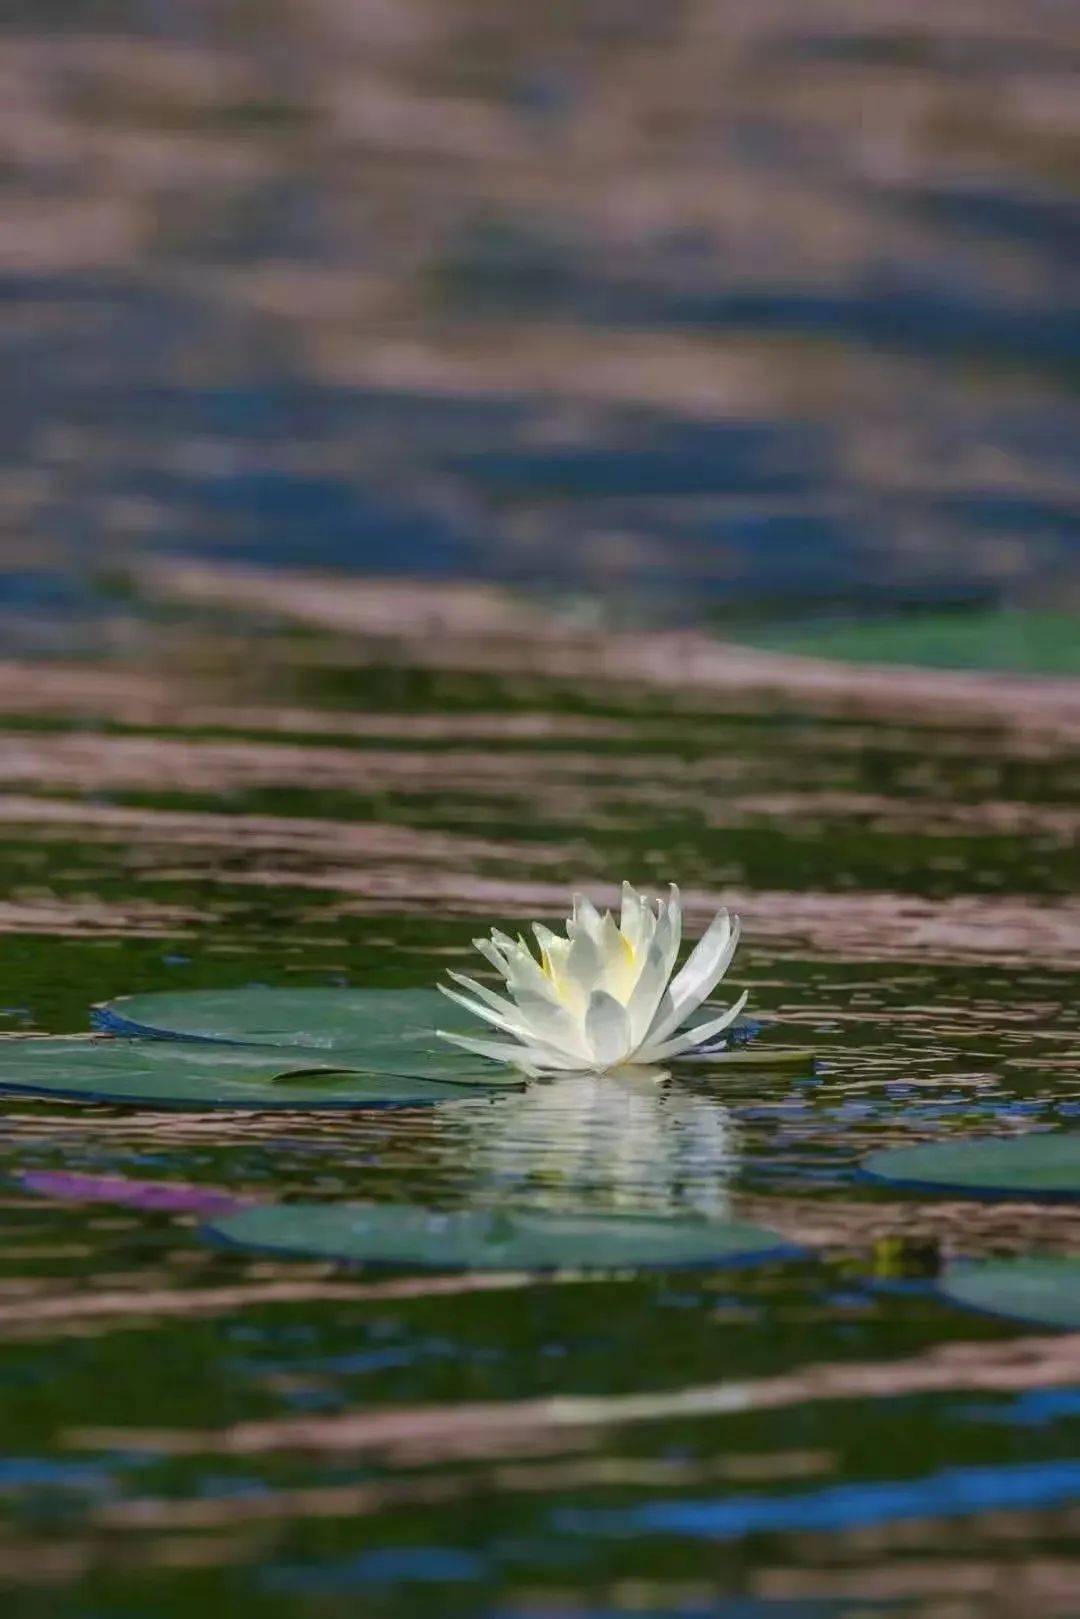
[
  {"x1": 0, "y1": 1, "x2": 1079, "y2": 1614},
  {"x1": 0, "y1": 619, "x2": 1076, "y2": 1617}
]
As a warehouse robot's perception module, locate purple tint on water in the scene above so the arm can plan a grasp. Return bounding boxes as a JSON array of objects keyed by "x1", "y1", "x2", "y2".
[{"x1": 19, "y1": 1170, "x2": 248, "y2": 1215}]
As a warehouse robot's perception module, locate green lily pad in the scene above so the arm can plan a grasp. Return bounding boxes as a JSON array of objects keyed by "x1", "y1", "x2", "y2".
[
  {"x1": 206, "y1": 1202, "x2": 800, "y2": 1271},
  {"x1": 862, "y1": 1135, "x2": 1080, "y2": 1199},
  {"x1": 0, "y1": 1038, "x2": 518, "y2": 1110},
  {"x1": 93, "y1": 987, "x2": 498, "y2": 1080},
  {"x1": 939, "y1": 1258, "x2": 1080, "y2": 1329}
]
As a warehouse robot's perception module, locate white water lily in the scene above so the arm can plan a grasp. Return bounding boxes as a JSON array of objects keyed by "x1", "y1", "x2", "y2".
[{"x1": 437, "y1": 882, "x2": 747, "y2": 1077}]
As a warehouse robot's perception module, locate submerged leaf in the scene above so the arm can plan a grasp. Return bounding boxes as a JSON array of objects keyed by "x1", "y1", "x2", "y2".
[
  {"x1": 862, "y1": 1135, "x2": 1080, "y2": 1199},
  {"x1": 0, "y1": 1038, "x2": 519, "y2": 1110},
  {"x1": 207, "y1": 1201, "x2": 800, "y2": 1271}
]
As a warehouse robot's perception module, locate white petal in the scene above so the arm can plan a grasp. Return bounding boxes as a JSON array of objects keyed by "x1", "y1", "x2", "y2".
[
  {"x1": 644, "y1": 911, "x2": 740, "y2": 1046},
  {"x1": 595, "y1": 911, "x2": 640, "y2": 1001},
  {"x1": 584, "y1": 990, "x2": 631, "y2": 1067},
  {"x1": 444, "y1": 978, "x2": 587, "y2": 1064},
  {"x1": 596, "y1": 909, "x2": 625, "y2": 966},
  {"x1": 619, "y1": 881, "x2": 644, "y2": 951},
  {"x1": 502, "y1": 984, "x2": 591, "y2": 1060},
  {"x1": 447, "y1": 970, "x2": 519, "y2": 1019},
  {"x1": 499, "y1": 941, "x2": 561, "y2": 1004},
  {"x1": 437, "y1": 1030, "x2": 577, "y2": 1074},
  {"x1": 662, "y1": 883, "x2": 682, "y2": 973},
  {"x1": 637, "y1": 989, "x2": 750, "y2": 1063},
  {"x1": 532, "y1": 922, "x2": 561, "y2": 955},
  {"x1": 516, "y1": 997, "x2": 591, "y2": 1060},
  {"x1": 492, "y1": 929, "x2": 553, "y2": 982},
  {"x1": 436, "y1": 1029, "x2": 533, "y2": 1063},
  {"x1": 564, "y1": 926, "x2": 603, "y2": 1002},
  {"x1": 624, "y1": 940, "x2": 671, "y2": 1045},
  {"x1": 532, "y1": 924, "x2": 572, "y2": 984},
  {"x1": 646, "y1": 884, "x2": 681, "y2": 993},
  {"x1": 473, "y1": 937, "x2": 512, "y2": 980},
  {"x1": 438, "y1": 983, "x2": 530, "y2": 1041},
  {"x1": 678, "y1": 907, "x2": 733, "y2": 991},
  {"x1": 571, "y1": 892, "x2": 604, "y2": 945}
]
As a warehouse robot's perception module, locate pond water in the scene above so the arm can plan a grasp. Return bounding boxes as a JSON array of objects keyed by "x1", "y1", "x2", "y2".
[
  {"x1": 0, "y1": 632, "x2": 1076, "y2": 1617},
  {"x1": 1, "y1": 1, "x2": 1079, "y2": 1615}
]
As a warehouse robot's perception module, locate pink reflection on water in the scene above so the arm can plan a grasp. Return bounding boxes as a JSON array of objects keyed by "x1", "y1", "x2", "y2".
[{"x1": 19, "y1": 1170, "x2": 248, "y2": 1216}]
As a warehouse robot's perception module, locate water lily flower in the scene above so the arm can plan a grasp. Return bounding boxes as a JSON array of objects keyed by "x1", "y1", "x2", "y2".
[{"x1": 437, "y1": 883, "x2": 747, "y2": 1077}]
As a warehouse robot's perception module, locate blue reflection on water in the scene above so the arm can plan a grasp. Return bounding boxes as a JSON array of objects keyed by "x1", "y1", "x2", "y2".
[
  {"x1": 556, "y1": 1457, "x2": 1080, "y2": 1539},
  {"x1": 954, "y1": 1388, "x2": 1080, "y2": 1427}
]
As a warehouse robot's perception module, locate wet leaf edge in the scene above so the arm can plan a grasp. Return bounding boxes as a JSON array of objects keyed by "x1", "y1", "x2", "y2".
[{"x1": 0, "y1": 1079, "x2": 498, "y2": 1112}]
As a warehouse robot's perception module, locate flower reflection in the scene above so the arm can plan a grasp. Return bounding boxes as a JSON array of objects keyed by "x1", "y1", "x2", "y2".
[{"x1": 466, "y1": 1070, "x2": 737, "y2": 1221}]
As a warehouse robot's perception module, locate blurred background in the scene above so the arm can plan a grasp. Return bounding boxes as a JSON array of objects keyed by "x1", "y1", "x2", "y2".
[{"x1": 1, "y1": 0, "x2": 1078, "y2": 661}]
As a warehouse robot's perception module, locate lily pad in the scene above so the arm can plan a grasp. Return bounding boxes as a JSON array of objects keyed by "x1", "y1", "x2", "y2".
[
  {"x1": 0, "y1": 1038, "x2": 519, "y2": 1110},
  {"x1": 939, "y1": 1258, "x2": 1080, "y2": 1329},
  {"x1": 862, "y1": 1135, "x2": 1080, "y2": 1199},
  {"x1": 93, "y1": 987, "x2": 508, "y2": 1081},
  {"x1": 685, "y1": 1046, "x2": 816, "y2": 1071},
  {"x1": 206, "y1": 1201, "x2": 800, "y2": 1271}
]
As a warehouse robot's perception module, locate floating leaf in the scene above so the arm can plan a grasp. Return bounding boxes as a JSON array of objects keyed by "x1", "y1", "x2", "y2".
[
  {"x1": 94, "y1": 986, "x2": 459, "y2": 1050},
  {"x1": 939, "y1": 1258, "x2": 1080, "y2": 1329},
  {"x1": 92, "y1": 987, "x2": 763, "y2": 1080},
  {"x1": 207, "y1": 1202, "x2": 800, "y2": 1271},
  {"x1": 94, "y1": 987, "x2": 515, "y2": 1082},
  {"x1": 684, "y1": 1046, "x2": 815, "y2": 1071},
  {"x1": 0, "y1": 1039, "x2": 518, "y2": 1110},
  {"x1": 862, "y1": 1135, "x2": 1080, "y2": 1199}
]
